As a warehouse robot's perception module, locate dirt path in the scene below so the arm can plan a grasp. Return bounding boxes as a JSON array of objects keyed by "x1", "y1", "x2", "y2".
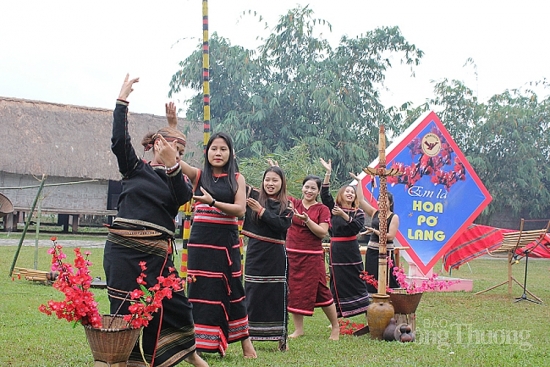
[{"x1": 0, "y1": 238, "x2": 105, "y2": 248}]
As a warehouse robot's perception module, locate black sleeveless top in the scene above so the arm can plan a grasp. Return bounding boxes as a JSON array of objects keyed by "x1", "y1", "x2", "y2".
[
  {"x1": 370, "y1": 210, "x2": 395, "y2": 245},
  {"x1": 194, "y1": 171, "x2": 237, "y2": 204},
  {"x1": 192, "y1": 170, "x2": 239, "y2": 226}
]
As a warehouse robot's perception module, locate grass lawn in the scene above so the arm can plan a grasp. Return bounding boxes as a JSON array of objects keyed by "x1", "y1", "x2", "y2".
[{"x1": 1, "y1": 241, "x2": 549, "y2": 366}]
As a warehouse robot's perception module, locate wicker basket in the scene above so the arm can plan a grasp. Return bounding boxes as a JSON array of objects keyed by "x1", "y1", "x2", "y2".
[
  {"x1": 388, "y1": 292, "x2": 423, "y2": 314},
  {"x1": 84, "y1": 315, "x2": 141, "y2": 364}
]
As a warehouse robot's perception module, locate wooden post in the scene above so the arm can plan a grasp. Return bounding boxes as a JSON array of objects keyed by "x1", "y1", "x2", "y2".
[
  {"x1": 34, "y1": 195, "x2": 42, "y2": 270},
  {"x1": 377, "y1": 126, "x2": 389, "y2": 295},
  {"x1": 9, "y1": 175, "x2": 46, "y2": 277},
  {"x1": 6, "y1": 213, "x2": 15, "y2": 231},
  {"x1": 507, "y1": 251, "x2": 513, "y2": 295},
  {"x1": 71, "y1": 214, "x2": 79, "y2": 233},
  {"x1": 363, "y1": 126, "x2": 402, "y2": 295}
]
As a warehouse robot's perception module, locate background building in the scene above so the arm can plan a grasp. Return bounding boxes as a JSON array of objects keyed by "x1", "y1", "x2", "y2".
[{"x1": 0, "y1": 97, "x2": 202, "y2": 232}]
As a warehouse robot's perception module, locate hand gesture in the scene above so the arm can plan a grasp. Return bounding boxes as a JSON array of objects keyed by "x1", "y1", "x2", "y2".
[
  {"x1": 246, "y1": 197, "x2": 263, "y2": 213},
  {"x1": 293, "y1": 209, "x2": 308, "y2": 222},
  {"x1": 349, "y1": 171, "x2": 361, "y2": 182},
  {"x1": 193, "y1": 187, "x2": 214, "y2": 205},
  {"x1": 118, "y1": 74, "x2": 139, "y2": 100},
  {"x1": 332, "y1": 205, "x2": 345, "y2": 218},
  {"x1": 320, "y1": 158, "x2": 332, "y2": 173},
  {"x1": 363, "y1": 226, "x2": 375, "y2": 234},
  {"x1": 165, "y1": 102, "x2": 177, "y2": 128},
  {"x1": 155, "y1": 134, "x2": 178, "y2": 167},
  {"x1": 359, "y1": 227, "x2": 374, "y2": 236},
  {"x1": 359, "y1": 228, "x2": 371, "y2": 236},
  {"x1": 267, "y1": 158, "x2": 279, "y2": 167}
]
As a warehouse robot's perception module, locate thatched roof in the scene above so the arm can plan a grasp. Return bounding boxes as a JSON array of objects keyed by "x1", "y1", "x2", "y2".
[{"x1": 0, "y1": 97, "x2": 204, "y2": 180}]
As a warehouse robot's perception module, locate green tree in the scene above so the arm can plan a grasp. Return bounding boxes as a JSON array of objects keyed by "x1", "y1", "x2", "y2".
[
  {"x1": 237, "y1": 141, "x2": 318, "y2": 198},
  {"x1": 170, "y1": 5, "x2": 423, "y2": 180},
  {"x1": 472, "y1": 88, "x2": 550, "y2": 222},
  {"x1": 425, "y1": 78, "x2": 550, "y2": 224},
  {"x1": 428, "y1": 79, "x2": 486, "y2": 153}
]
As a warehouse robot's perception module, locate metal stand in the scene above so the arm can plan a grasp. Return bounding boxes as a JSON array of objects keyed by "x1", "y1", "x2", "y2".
[{"x1": 514, "y1": 248, "x2": 542, "y2": 304}]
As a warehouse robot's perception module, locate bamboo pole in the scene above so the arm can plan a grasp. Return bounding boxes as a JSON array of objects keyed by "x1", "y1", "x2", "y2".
[
  {"x1": 182, "y1": 0, "x2": 211, "y2": 279},
  {"x1": 9, "y1": 175, "x2": 46, "y2": 277},
  {"x1": 202, "y1": 0, "x2": 211, "y2": 148}
]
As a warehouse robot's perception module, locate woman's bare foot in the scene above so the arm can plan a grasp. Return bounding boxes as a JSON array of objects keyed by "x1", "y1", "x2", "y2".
[
  {"x1": 329, "y1": 325, "x2": 340, "y2": 340},
  {"x1": 241, "y1": 338, "x2": 257, "y2": 359},
  {"x1": 288, "y1": 331, "x2": 304, "y2": 339},
  {"x1": 184, "y1": 351, "x2": 209, "y2": 367},
  {"x1": 278, "y1": 339, "x2": 289, "y2": 352}
]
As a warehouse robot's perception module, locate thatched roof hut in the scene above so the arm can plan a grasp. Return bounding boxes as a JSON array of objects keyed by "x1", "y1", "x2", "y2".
[{"x1": 0, "y1": 97, "x2": 204, "y2": 180}]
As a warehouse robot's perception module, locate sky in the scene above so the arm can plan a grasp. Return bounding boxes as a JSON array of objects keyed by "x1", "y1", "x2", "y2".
[{"x1": 1, "y1": 0, "x2": 548, "y2": 116}]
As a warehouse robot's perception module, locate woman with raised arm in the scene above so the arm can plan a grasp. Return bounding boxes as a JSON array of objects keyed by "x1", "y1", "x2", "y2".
[
  {"x1": 350, "y1": 172, "x2": 400, "y2": 293},
  {"x1": 285, "y1": 174, "x2": 340, "y2": 340},
  {"x1": 242, "y1": 166, "x2": 293, "y2": 351},
  {"x1": 104, "y1": 75, "x2": 207, "y2": 367},
  {"x1": 319, "y1": 159, "x2": 370, "y2": 319},
  {"x1": 174, "y1": 124, "x2": 256, "y2": 358}
]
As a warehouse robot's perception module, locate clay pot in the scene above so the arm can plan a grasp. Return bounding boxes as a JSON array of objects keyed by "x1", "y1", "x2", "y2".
[
  {"x1": 400, "y1": 324, "x2": 412, "y2": 334},
  {"x1": 400, "y1": 332, "x2": 414, "y2": 343},
  {"x1": 367, "y1": 294, "x2": 394, "y2": 340},
  {"x1": 394, "y1": 323, "x2": 415, "y2": 343},
  {"x1": 383, "y1": 318, "x2": 397, "y2": 341}
]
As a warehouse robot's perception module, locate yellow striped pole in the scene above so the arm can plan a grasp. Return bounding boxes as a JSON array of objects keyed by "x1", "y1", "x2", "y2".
[
  {"x1": 182, "y1": 0, "x2": 211, "y2": 277},
  {"x1": 202, "y1": 0, "x2": 211, "y2": 149},
  {"x1": 179, "y1": 201, "x2": 193, "y2": 277}
]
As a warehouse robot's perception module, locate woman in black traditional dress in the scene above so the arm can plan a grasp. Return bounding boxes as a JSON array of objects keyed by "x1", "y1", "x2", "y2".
[
  {"x1": 320, "y1": 159, "x2": 370, "y2": 319},
  {"x1": 351, "y1": 172, "x2": 400, "y2": 293},
  {"x1": 242, "y1": 166, "x2": 293, "y2": 351},
  {"x1": 179, "y1": 131, "x2": 257, "y2": 358},
  {"x1": 103, "y1": 75, "x2": 207, "y2": 367}
]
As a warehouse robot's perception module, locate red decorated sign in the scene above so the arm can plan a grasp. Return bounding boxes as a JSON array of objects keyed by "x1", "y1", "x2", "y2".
[{"x1": 360, "y1": 111, "x2": 492, "y2": 274}]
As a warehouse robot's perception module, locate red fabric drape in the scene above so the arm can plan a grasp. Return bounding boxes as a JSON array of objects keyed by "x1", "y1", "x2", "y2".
[{"x1": 443, "y1": 224, "x2": 550, "y2": 271}]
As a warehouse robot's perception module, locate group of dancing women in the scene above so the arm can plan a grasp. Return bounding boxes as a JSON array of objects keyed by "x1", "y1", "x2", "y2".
[{"x1": 103, "y1": 75, "x2": 400, "y2": 367}]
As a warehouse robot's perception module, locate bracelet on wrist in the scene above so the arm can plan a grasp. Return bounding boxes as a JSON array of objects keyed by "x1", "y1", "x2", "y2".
[
  {"x1": 209, "y1": 199, "x2": 216, "y2": 207},
  {"x1": 325, "y1": 172, "x2": 331, "y2": 176}
]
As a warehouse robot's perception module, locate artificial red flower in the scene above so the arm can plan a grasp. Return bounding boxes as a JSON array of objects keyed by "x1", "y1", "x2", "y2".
[
  {"x1": 359, "y1": 259, "x2": 459, "y2": 294},
  {"x1": 39, "y1": 240, "x2": 102, "y2": 328},
  {"x1": 123, "y1": 266, "x2": 185, "y2": 328}
]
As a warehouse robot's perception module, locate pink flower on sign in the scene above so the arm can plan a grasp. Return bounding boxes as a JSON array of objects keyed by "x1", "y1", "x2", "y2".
[
  {"x1": 360, "y1": 112, "x2": 492, "y2": 275},
  {"x1": 359, "y1": 258, "x2": 459, "y2": 294},
  {"x1": 388, "y1": 258, "x2": 459, "y2": 294}
]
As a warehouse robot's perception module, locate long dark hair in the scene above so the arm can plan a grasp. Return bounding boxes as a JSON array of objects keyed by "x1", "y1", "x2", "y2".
[
  {"x1": 302, "y1": 175, "x2": 322, "y2": 201},
  {"x1": 258, "y1": 166, "x2": 289, "y2": 215},
  {"x1": 302, "y1": 175, "x2": 322, "y2": 190},
  {"x1": 201, "y1": 132, "x2": 238, "y2": 195}
]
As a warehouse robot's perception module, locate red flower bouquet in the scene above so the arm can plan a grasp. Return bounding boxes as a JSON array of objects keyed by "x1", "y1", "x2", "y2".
[
  {"x1": 123, "y1": 261, "x2": 188, "y2": 329},
  {"x1": 39, "y1": 237, "x2": 102, "y2": 328},
  {"x1": 40, "y1": 238, "x2": 191, "y2": 331}
]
